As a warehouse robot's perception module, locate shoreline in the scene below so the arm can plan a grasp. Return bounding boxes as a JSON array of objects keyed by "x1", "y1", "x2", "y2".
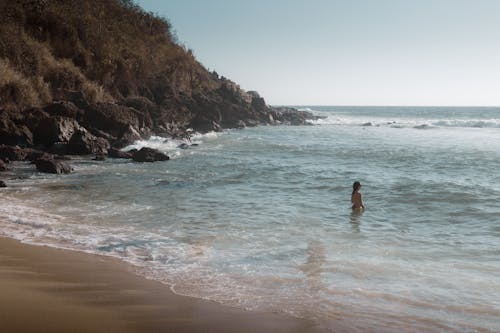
[{"x1": 0, "y1": 235, "x2": 325, "y2": 333}]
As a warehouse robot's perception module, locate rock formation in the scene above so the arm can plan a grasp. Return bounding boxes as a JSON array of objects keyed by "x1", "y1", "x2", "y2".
[
  {"x1": 132, "y1": 147, "x2": 169, "y2": 163},
  {"x1": 35, "y1": 157, "x2": 73, "y2": 174},
  {"x1": 0, "y1": 0, "x2": 320, "y2": 167}
]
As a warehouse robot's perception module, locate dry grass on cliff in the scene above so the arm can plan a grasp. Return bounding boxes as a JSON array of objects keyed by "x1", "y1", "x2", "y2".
[
  {"x1": 0, "y1": 58, "x2": 49, "y2": 110},
  {"x1": 0, "y1": 25, "x2": 112, "y2": 108},
  {"x1": 0, "y1": 0, "x2": 218, "y2": 111}
]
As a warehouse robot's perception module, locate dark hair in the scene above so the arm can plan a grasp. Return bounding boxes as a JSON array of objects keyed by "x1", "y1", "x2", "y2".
[{"x1": 352, "y1": 181, "x2": 361, "y2": 196}]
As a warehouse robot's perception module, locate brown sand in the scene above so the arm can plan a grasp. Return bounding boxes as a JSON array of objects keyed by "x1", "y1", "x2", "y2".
[{"x1": 0, "y1": 236, "x2": 325, "y2": 333}]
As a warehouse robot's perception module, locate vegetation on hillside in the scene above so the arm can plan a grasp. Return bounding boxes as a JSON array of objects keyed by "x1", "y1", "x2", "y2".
[
  {"x1": 0, "y1": 0, "x2": 314, "y2": 154},
  {"x1": 0, "y1": 0, "x2": 218, "y2": 111}
]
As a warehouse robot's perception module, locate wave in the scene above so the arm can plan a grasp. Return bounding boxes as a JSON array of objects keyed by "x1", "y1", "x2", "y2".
[
  {"x1": 121, "y1": 131, "x2": 220, "y2": 159},
  {"x1": 309, "y1": 115, "x2": 500, "y2": 129}
]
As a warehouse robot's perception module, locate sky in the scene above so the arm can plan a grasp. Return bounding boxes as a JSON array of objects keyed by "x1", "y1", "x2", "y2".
[{"x1": 136, "y1": 0, "x2": 500, "y2": 106}]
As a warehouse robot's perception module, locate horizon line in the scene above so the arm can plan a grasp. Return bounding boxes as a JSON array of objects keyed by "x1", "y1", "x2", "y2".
[{"x1": 271, "y1": 104, "x2": 500, "y2": 108}]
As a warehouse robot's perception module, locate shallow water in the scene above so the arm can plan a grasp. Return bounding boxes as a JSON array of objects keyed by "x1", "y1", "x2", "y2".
[{"x1": 1, "y1": 106, "x2": 499, "y2": 332}]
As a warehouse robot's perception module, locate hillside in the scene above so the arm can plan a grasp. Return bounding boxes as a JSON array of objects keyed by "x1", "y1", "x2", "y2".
[{"x1": 0, "y1": 0, "x2": 314, "y2": 152}]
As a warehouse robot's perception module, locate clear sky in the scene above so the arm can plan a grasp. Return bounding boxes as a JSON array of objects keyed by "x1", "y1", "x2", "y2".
[{"x1": 136, "y1": 0, "x2": 500, "y2": 106}]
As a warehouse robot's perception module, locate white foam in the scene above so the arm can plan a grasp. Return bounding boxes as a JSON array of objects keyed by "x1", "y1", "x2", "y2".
[
  {"x1": 121, "y1": 132, "x2": 221, "y2": 158},
  {"x1": 123, "y1": 135, "x2": 178, "y2": 152},
  {"x1": 309, "y1": 114, "x2": 500, "y2": 129}
]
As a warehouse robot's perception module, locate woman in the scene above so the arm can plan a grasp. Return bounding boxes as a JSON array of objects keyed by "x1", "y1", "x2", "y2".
[{"x1": 351, "y1": 181, "x2": 365, "y2": 210}]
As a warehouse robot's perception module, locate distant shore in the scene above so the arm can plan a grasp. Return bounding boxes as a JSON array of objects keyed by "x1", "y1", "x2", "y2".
[{"x1": 0, "y1": 235, "x2": 324, "y2": 333}]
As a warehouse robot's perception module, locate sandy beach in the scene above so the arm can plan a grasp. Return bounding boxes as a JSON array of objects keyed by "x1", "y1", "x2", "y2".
[{"x1": 0, "y1": 236, "x2": 323, "y2": 333}]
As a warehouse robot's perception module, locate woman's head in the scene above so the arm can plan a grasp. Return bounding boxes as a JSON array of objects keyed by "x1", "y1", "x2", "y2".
[{"x1": 352, "y1": 181, "x2": 361, "y2": 195}]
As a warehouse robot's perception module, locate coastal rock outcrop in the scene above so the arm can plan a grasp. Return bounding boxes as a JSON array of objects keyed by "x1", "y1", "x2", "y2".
[
  {"x1": 67, "y1": 130, "x2": 110, "y2": 155},
  {"x1": 0, "y1": 0, "x2": 321, "y2": 168},
  {"x1": 132, "y1": 147, "x2": 169, "y2": 162},
  {"x1": 34, "y1": 117, "x2": 83, "y2": 146},
  {"x1": 0, "y1": 110, "x2": 33, "y2": 146},
  {"x1": 35, "y1": 157, "x2": 73, "y2": 174},
  {"x1": 82, "y1": 103, "x2": 146, "y2": 141}
]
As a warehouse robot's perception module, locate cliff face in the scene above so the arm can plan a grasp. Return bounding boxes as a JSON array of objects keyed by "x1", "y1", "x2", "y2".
[{"x1": 0, "y1": 0, "x2": 314, "y2": 151}]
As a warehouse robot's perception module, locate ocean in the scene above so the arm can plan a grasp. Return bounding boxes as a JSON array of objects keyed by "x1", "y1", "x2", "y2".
[{"x1": 1, "y1": 106, "x2": 499, "y2": 332}]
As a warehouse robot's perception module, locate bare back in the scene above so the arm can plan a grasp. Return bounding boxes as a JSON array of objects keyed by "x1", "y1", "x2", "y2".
[{"x1": 351, "y1": 192, "x2": 364, "y2": 209}]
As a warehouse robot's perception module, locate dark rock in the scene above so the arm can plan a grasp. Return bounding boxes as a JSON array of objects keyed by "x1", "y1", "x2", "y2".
[
  {"x1": 93, "y1": 154, "x2": 106, "y2": 161},
  {"x1": 251, "y1": 96, "x2": 267, "y2": 112},
  {"x1": 177, "y1": 143, "x2": 190, "y2": 149},
  {"x1": 112, "y1": 124, "x2": 142, "y2": 149},
  {"x1": 132, "y1": 147, "x2": 169, "y2": 162},
  {"x1": 34, "y1": 117, "x2": 83, "y2": 146},
  {"x1": 0, "y1": 159, "x2": 8, "y2": 171},
  {"x1": 270, "y1": 107, "x2": 320, "y2": 126},
  {"x1": 190, "y1": 118, "x2": 222, "y2": 133},
  {"x1": 0, "y1": 145, "x2": 28, "y2": 161},
  {"x1": 108, "y1": 148, "x2": 132, "y2": 159},
  {"x1": 35, "y1": 157, "x2": 73, "y2": 174},
  {"x1": 28, "y1": 152, "x2": 55, "y2": 164},
  {"x1": 0, "y1": 180, "x2": 6, "y2": 187},
  {"x1": 23, "y1": 108, "x2": 50, "y2": 134},
  {"x1": 25, "y1": 149, "x2": 49, "y2": 162},
  {"x1": 53, "y1": 90, "x2": 90, "y2": 110},
  {"x1": 43, "y1": 101, "x2": 81, "y2": 119},
  {"x1": 83, "y1": 103, "x2": 145, "y2": 140},
  {"x1": 67, "y1": 129, "x2": 110, "y2": 155},
  {"x1": 0, "y1": 110, "x2": 33, "y2": 146},
  {"x1": 47, "y1": 142, "x2": 69, "y2": 156},
  {"x1": 124, "y1": 96, "x2": 156, "y2": 115}
]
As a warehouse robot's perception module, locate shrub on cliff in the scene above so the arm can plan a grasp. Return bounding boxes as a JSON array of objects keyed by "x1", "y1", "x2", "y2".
[
  {"x1": 0, "y1": 0, "x2": 217, "y2": 110},
  {"x1": 0, "y1": 58, "x2": 50, "y2": 110}
]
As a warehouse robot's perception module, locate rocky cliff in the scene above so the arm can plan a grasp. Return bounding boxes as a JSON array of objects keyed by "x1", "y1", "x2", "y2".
[{"x1": 0, "y1": 0, "x2": 316, "y2": 155}]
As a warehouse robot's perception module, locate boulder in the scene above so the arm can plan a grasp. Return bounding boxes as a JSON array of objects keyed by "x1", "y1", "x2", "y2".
[
  {"x1": 112, "y1": 124, "x2": 142, "y2": 148},
  {"x1": 270, "y1": 108, "x2": 319, "y2": 126},
  {"x1": 24, "y1": 149, "x2": 49, "y2": 162},
  {"x1": 0, "y1": 110, "x2": 33, "y2": 146},
  {"x1": 93, "y1": 154, "x2": 106, "y2": 161},
  {"x1": 108, "y1": 148, "x2": 132, "y2": 159},
  {"x1": 82, "y1": 103, "x2": 151, "y2": 148},
  {"x1": 0, "y1": 145, "x2": 28, "y2": 161},
  {"x1": 132, "y1": 147, "x2": 169, "y2": 162},
  {"x1": 67, "y1": 129, "x2": 110, "y2": 155},
  {"x1": 35, "y1": 157, "x2": 72, "y2": 174},
  {"x1": 34, "y1": 117, "x2": 83, "y2": 146},
  {"x1": 0, "y1": 180, "x2": 6, "y2": 187},
  {"x1": 83, "y1": 103, "x2": 142, "y2": 138},
  {"x1": 0, "y1": 159, "x2": 8, "y2": 171}
]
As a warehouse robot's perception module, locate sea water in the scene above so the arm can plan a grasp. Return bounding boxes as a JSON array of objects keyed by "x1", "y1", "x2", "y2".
[{"x1": 1, "y1": 106, "x2": 499, "y2": 332}]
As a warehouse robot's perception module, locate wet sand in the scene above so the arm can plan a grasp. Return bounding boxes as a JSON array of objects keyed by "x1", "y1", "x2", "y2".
[{"x1": 0, "y1": 236, "x2": 324, "y2": 333}]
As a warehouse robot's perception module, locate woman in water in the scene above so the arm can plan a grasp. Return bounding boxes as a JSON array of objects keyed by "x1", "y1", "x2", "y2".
[{"x1": 351, "y1": 181, "x2": 365, "y2": 210}]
